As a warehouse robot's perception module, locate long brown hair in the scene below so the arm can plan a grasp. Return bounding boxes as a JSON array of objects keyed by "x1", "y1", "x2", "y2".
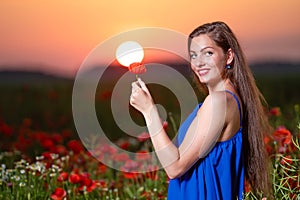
[{"x1": 188, "y1": 21, "x2": 271, "y2": 196}]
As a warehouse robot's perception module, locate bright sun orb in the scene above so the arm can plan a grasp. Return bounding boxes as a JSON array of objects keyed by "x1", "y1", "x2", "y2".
[{"x1": 115, "y1": 41, "x2": 144, "y2": 67}]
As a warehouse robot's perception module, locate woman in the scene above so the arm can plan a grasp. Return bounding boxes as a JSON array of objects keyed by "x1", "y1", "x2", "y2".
[{"x1": 130, "y1": 21, "x2": 270, "y2": 199}]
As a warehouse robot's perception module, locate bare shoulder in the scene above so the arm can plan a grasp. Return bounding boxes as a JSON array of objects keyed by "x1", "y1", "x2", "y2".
[
  {"x1": 202, "y1": 91, "x2": 228, "y2": 106},
  {"x1": 197, "y1": 91, "x2": 228, "y2": 115}
]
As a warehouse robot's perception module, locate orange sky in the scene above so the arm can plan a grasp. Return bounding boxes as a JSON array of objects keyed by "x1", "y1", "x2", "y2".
[{"x1": 0, "y1": 0, "x2": 299, "y2": 77}]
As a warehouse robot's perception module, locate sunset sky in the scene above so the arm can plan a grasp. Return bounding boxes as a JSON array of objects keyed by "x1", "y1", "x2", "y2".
[{"x1": 0, "y1": 0, "x2": 299, "y2": 77}]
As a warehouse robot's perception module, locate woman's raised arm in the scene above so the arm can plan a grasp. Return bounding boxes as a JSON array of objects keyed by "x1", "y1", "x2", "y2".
[{"x1": 130, "y1": 78, "x2": 226, "y2": 179}]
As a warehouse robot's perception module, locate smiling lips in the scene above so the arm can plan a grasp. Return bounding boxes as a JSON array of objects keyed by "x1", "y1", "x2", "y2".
[{"x1": 198, "y1": 69, "x2": 209, "y2": 76}]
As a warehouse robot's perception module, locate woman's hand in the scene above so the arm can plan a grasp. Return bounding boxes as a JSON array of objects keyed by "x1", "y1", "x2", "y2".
[{"x1": 130, "y1": 78, "x2": 155, "y2": 115}]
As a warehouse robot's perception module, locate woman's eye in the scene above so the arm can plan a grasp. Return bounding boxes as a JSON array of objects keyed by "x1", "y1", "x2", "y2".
[
  {"x1": 205, "y1": 51, "x2": 213, "y2": 56},
  {"x1": 190, "y1": 53, "x2": 197, "y2": 59}
]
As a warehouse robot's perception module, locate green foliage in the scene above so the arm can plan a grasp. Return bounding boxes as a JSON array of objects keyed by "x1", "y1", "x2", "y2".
[{"x1": 0, "y1": 71, "x2": 299, "y2": 199}]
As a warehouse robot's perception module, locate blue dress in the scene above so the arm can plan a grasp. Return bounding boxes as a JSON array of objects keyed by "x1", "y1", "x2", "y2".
[{"x1": 167, "y1": 90, "x2": 244, "y2": 200}]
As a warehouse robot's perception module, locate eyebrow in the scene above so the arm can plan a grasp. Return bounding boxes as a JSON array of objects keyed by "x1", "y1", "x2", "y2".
[{"x1": 190, "y1": 46, "x2": 214, "y2": 53}]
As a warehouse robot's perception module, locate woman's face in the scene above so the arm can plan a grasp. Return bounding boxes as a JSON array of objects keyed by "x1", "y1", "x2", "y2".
[{"x1": 189, "y1": 34, "x2": 227, "y2": 85}]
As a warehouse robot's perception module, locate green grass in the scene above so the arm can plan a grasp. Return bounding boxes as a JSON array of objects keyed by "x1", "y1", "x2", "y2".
[{"x1": 0, "y1": 72, "x2": 299, "y2": 136}]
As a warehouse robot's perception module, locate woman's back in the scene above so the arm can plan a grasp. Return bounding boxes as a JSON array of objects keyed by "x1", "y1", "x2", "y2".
[{"x1": 167, "y1": 91, "x2": 244, "y2": 200}]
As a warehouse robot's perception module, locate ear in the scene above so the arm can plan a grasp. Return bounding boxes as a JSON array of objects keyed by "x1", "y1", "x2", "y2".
[{"x1": 226, "y1": 48, "x2": 234, "y2": 65}]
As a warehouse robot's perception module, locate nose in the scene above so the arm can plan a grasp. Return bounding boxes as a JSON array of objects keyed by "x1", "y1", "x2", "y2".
[{"x1": 191, "y1": 56, "x2": 205, "y2": 68}]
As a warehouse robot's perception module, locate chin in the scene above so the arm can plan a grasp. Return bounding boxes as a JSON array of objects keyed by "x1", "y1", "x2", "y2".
[
  {"x1": 198, "y1": 76, "x2": 208, "y2": 84},
  {"x1": 199, "y1": 80, "x2": 207, "y2": 85}
]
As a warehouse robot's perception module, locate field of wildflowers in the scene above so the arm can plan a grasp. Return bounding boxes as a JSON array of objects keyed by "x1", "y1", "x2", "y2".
[{"x1": 0, "y1": 74, "x2": 299, "y2": 199}]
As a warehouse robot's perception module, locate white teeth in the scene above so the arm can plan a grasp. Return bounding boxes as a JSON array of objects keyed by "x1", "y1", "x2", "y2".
[{"x1": 198, "y1": 69, "x2": 209, "y2": 76}]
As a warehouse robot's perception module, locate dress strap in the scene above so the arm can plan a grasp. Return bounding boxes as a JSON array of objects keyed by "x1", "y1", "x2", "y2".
[{"x1": 225, "y1": 90, "x2": 242, "y2": 127}]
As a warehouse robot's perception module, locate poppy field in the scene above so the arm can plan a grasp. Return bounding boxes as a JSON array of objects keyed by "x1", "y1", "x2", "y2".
[{"x1": 0, "y1": 69, "x2": 299, "y2": 199}]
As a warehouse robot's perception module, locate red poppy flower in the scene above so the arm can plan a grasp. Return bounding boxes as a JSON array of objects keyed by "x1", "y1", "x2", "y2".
[
  {"x1": 162, "y1": 121, "x2": 168, "y2": 130},
  {"x1": 57, "y1": 172, "x2": 68, "y2": 182},
  {"x1": 99, "y1": 144, "x2": 118, "y2": 155},
  {"x1": 41, "y1": 138, "x2": 55, "y2": 150},
  {"x1": 67, "y1": 140, "x2": 84, "y2": 154},
  {"x1": 54, "y1": 145, "x2": 68, "y2": 155},
  {"x1": 95, "y1": 179, "x2": 107, "y2": 188},
  {"x1": 122, "y1": 160, "x2": 140, "y2": 171},
  {"x1": 98, "y1": 163, "x2": 107, "y2": 174},
  {"x1": 244, "y1": 179, "x2": 251, "y2": 193},
  {"x1": 263, "y1": 135, "x2": 274, "y2": 155},
  {"x1": 137, "y1": 132, "x2": 150, "y2": 142},
  {"x1": 264, "y1": 135, "x2": 271, "y2": 144},
  {"x1": 0, "y1": 122, "x2": 13, "y2": 137},
  {"x1": 120, "y1": 160, "x2": 141, "y2": 178},
  {"x1": 42, "y1": 152, "x2": 54, "y2": 160},
  {"x1": 34, "y1": 131, "x2": 47, "y2": 142},
  {"x1": 72, "y1": 173, "x2": 97, "y2": 192},
  {"x1": 122, "y1": 171, "x2": 140, "y2": 179},
  {"x1": 120, "y1": 160, "x2": 141, "y2": 179},
  {"x1": 78, "y1": 175, "x2": 97, "y2": 192},
  {"x1": 51, "y1": 133, "x2": 63, "y2": 144},
  {"x1": 118, "y1": 141, "x2": 130, "y2": 150},
  {"x1": 269, "y1": 107, "x2": 281, "y2": 116},
  {"x1": 50, "y1": 188, "x2": 66, "y2": 200},
  {"x1": 69, "y1": 173, "x2": 81, "y2": 184},
  {"x1": 272, "y1": 127, "x2": 292, "y2": 146},
  {"x1": 264, "y1": 143, "x2": 273, "y2": 155},
  {"x1": 129, "y1": 62, "x2": 146, "y2": 74},
  {"x1": 113, "y1": 153, "x2": 130, "y2": 162},
  {"x1": 135, "y1": 150, "x2": 151, "y2": 161}
]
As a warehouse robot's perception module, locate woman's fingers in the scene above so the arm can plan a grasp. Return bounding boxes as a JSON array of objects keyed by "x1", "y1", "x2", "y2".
[
  {"x1": 137, "y1": 78, "x2": 150, "y2": 95},
  {"x1": 131, "y1": 81, "x2": 140, "y2": 92},
  {"x1": 130, "y1": 78, "x2": 154, "y2": 115},
  {"x1": 131, "y1": 78, "x2": 149, "y2": 96},
  {"x1": 130, "y1": 81, "x2": 142, "y2": 104}
]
